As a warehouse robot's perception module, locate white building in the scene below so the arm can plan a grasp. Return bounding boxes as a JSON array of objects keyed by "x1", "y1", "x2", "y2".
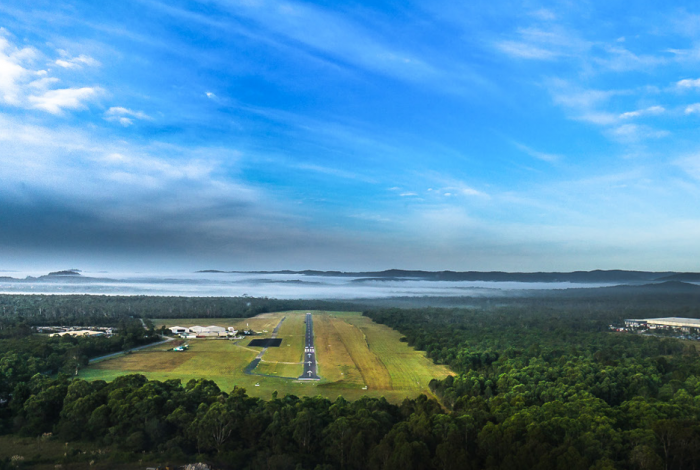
[
  {"x1": 190, "y1": 325, "x2": 228, "y2": 337},
  {"x1": 625, "y1": 317, "x2": 700, "y2": 332},
  {"x1": 169, "y1": 326, "x2": 190, "y2": 334},
  {"x1": 50, "y1": 330, "x2": 105, "y2": 337}
]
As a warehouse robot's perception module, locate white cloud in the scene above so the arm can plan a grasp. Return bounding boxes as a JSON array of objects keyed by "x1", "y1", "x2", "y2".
[
  {"x1": 675, "y1": 154, "x2": 700, "y2": 180},
  {"x1": 0, "y1": 31, "x2": 103, "y2": 115},
  {"x1": 550, "y1": 81, "x2": 619, "y2": 110},
  {"x1": 576, "y1": 112, "x2": 619, "y2": 125},
  {"x1": 677, "y1": 78, "x2": 700, "y2": 89},
  {"x1": 399, "y1": 192, "x2": 417, "y2": 197},
  {"x1": 105, "y1": 106, "x2": 151, "y2": 126},
  {"x1": 293, "y1": 163, "x2": 365, "y2": 181},
  {"x1": 0, "y1": 113, "x2": 244, "y2": 198},
  {"x1": 619, "y1": 105, "x2": 665, "y2": 119},
  {"x1": 28, "y1": 76, "x2": 60, "y2": 90},
  {"x1": 686, "y1": 103, "x2": 700, "y2": 114},
  {"x1": 442, "y1": 184, "x2": 488, "y2": 198},
  {"x1": 549, "y1": 81, "x2": 624, "y2": 126},
  {"x1": 206, "y1": 91, "x2": 216, "y2": 99},
  {"x1": 0, "y1": 31, "x2": 38, "y2": 105},
  {"x1": 28, "y1": 87, "x2": 103, "y2": 115},
  {"x1": 595, "y1": 46, "x2": 667, "y2": 72},
  {"x1": 495, "y1": 26, "x2": 590, "y2": 61},
  {"x1": 609, "y1": 124, "x2": 669, "y2": 143},
  {"x1": 514, "y1": 142, "x2": 561, "y2": 163},
  {"x1": 530, "y1": 9, "x2": 556, "y2": 21},
  {"x1": 496, "y1": 40, "x2": 558, "y2": 60},
  {"x1": 55, "y1": 53, "x2": 100, "y2": 69},
  {"x1": 177, "y1": 0, "x2": 441, "y2": 83}
]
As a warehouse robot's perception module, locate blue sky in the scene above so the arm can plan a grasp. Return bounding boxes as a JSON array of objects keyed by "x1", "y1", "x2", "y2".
[{"x1": 2, "y1": 0, "x2": 700, "y2": 272}]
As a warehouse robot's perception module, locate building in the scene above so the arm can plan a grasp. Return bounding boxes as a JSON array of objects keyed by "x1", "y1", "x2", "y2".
[
  {"x1": 189, "y1": 325, "x2": 228, "y2": 337},
  {"x1": 168, "y1": 325, "x2": 234, "y2": 337},
  {"x1": 625, "y1": 317, "x2": 700, "y2": 332},
  {"x1": 50, "y1": 330, "x2": 105, "y2": 337},
  {"x1": 169, "y1": 326, "x2": 190, "y2": 334}
]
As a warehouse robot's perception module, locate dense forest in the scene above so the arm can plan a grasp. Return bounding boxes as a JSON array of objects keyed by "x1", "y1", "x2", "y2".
[
  {"x1": 2, "y1": 294, "x2": 700, "y2": 468},
  {"x1": 0, "y1": 318, "x2": 159, "y2": 404},
  {"x1": 0, "y1": 294, "x2": 360, "y2": 327}
]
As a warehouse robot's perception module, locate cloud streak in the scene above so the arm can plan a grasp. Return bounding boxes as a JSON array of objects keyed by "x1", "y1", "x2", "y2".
[
  {"x1": 0, "y1": 31, "x2": 102, "y2": 115},
  {"x1": 104, "y1": 106, "x2": 151, "y2": 126}
]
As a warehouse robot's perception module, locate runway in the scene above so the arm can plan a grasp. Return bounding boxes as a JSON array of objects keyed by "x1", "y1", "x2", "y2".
[{"x1": 299, "y1": 312, "x2": 320, "y2": 380}]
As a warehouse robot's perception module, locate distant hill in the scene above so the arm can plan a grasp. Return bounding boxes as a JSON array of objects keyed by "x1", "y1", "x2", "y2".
[
  {"x1": 47, "y1": 270, "x2": 81, "y2": 276},
  {"x1": 200, "y1": 269, "x2": 682, "y2": 283},
  {"x1": 657, "y1": 273, "x2": 700, "y2": 282},
  {"x1": 611, "y1": 280, "x2": 700, "y2": 293},
  {"x1": 548, "y1": 280, "x2": 700, "y2": 297}
]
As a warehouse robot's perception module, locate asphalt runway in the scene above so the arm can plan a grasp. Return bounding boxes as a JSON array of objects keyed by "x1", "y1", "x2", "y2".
[{"x1": 299, "y1": 312, "x2": 320, "y2": 380}]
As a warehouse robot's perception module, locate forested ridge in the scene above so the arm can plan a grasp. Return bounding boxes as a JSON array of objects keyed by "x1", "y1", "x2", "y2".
[{"x1": 2, "y1": 297, "x2": 700, "y2": 468}]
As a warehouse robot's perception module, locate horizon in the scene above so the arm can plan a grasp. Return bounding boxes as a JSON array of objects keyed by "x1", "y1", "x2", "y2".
[
  {"x1": 3, "y1": 1, "x2": 700, "y2": 272},
  {"x1": 0, "y1": 266, "x2": 696, "y2": 277},
  {"x1": 2, "y1": 267, "x2": 699, "y2": 299}
]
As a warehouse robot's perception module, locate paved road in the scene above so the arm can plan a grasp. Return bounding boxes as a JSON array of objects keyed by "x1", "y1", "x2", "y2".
[
  {"x1": 89, "y1": 336, "x2": 175, "y2": 364},
  {"x1": 299, "y1": 312, "x2": 320, "y2": 380}
]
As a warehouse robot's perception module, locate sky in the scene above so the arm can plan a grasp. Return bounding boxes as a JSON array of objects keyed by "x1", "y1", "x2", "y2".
[{"x1": 2, "y1": 0, "x2": 700, "y2": 272}]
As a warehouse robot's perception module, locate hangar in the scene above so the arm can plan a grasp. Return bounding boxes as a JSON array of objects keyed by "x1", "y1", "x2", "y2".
[{"x1": 624, "y1": 317, "x2": 700, "y2": 332}]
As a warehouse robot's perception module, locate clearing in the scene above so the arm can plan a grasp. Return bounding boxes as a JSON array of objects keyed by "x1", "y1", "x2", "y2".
[{"x1": 81, "y1": 311, "x2": 453, "y2": 402}]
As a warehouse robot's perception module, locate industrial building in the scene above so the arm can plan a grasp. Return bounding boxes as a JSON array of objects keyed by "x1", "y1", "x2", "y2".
[
  {"x1": 168, "y1": 325, "x2": 237, "y2": 337},
  {"x1": 50, "y1": 330, "x2": 106, "y2": 337},
  {"x1": 624, "y1": 317, "x2": 700, "y2": 332}
]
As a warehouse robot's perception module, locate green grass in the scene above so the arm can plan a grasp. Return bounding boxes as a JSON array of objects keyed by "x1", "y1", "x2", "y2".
[
  {"x1": 256, "y1": 360, "x2": 302, "y2": 378},
  {"x1": 264, "y1": 313, "x2": 305, "y2": 365},
  {"x1": 81, "y1": 311, "x2": 454, "y2": 402},
  {"x1": 343, "y1": 313, "x2": 454, "y2": 392}
]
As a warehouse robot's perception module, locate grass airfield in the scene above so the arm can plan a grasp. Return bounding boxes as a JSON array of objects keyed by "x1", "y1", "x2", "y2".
[{"x1": 80, "y1": 311, "x2": 453, "y2": 402}]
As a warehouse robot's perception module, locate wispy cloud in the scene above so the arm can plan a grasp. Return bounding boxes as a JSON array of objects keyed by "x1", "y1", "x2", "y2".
[
  {"x1": 549, "y1": 79, "x2": 624, "y2": 125},
  {"x1": 104, "y1": 106, "x2": 151, "y2": 126},
  {"x1": 609, "y1": 124, "x2": 669, "y2": 143},
  {"x1": 619, "y1": 105, "x2": 665, "y2": 119},
  {"x1": 685, "y1": 103, "x2": 700, "y2": 114},
  {"x1": 438, "y1": 183, "x2": 489, "y2": 199},
  {"x1": 158, "y1": 0, "x2": 443, "y2": 84},
  {"x1": 495, "y1": 26, "x2": 590, "y2": 61},
  {"x1": 293, "y1": 163, "x2": 368, "y2": 181},
  {"x1": 677, "y1": 78, "x2": 700, "y2": 89},
  {"x1": 530, "y1": 9, "x2": 556, "y2": 21},
  {"x1": 548, "y1": 80, "x2": 671, "y2": 142},
  {"x1": 675, "y1": 153, "x2": 700, "y2": 181},
  {"x1": 513, "y1": 142, "x2": 561, "y2": 163},
  {"x1": 0, "y1": 30, "x2": 103, "y2": 115},
  {"x1": 54, "y1": 51, "x2": 100, "y2": 69},
  {"x1": 0, "y1": 29, "x2": 39, "y2": 105},
  {"x1": 496, "y1": 41, "x2": 559, "y2": 60},
  {"x1": 594, "y1": 46, "x2": 668, "y2": 72},
  {"x1": 29, "y1": 87, "x2": 103, "y2": 114}
]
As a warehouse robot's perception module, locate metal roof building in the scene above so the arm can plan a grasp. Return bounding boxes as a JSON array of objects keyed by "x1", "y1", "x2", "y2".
[{"x1": 625, "y1": 317, "x2": 700, "y2": 330}]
